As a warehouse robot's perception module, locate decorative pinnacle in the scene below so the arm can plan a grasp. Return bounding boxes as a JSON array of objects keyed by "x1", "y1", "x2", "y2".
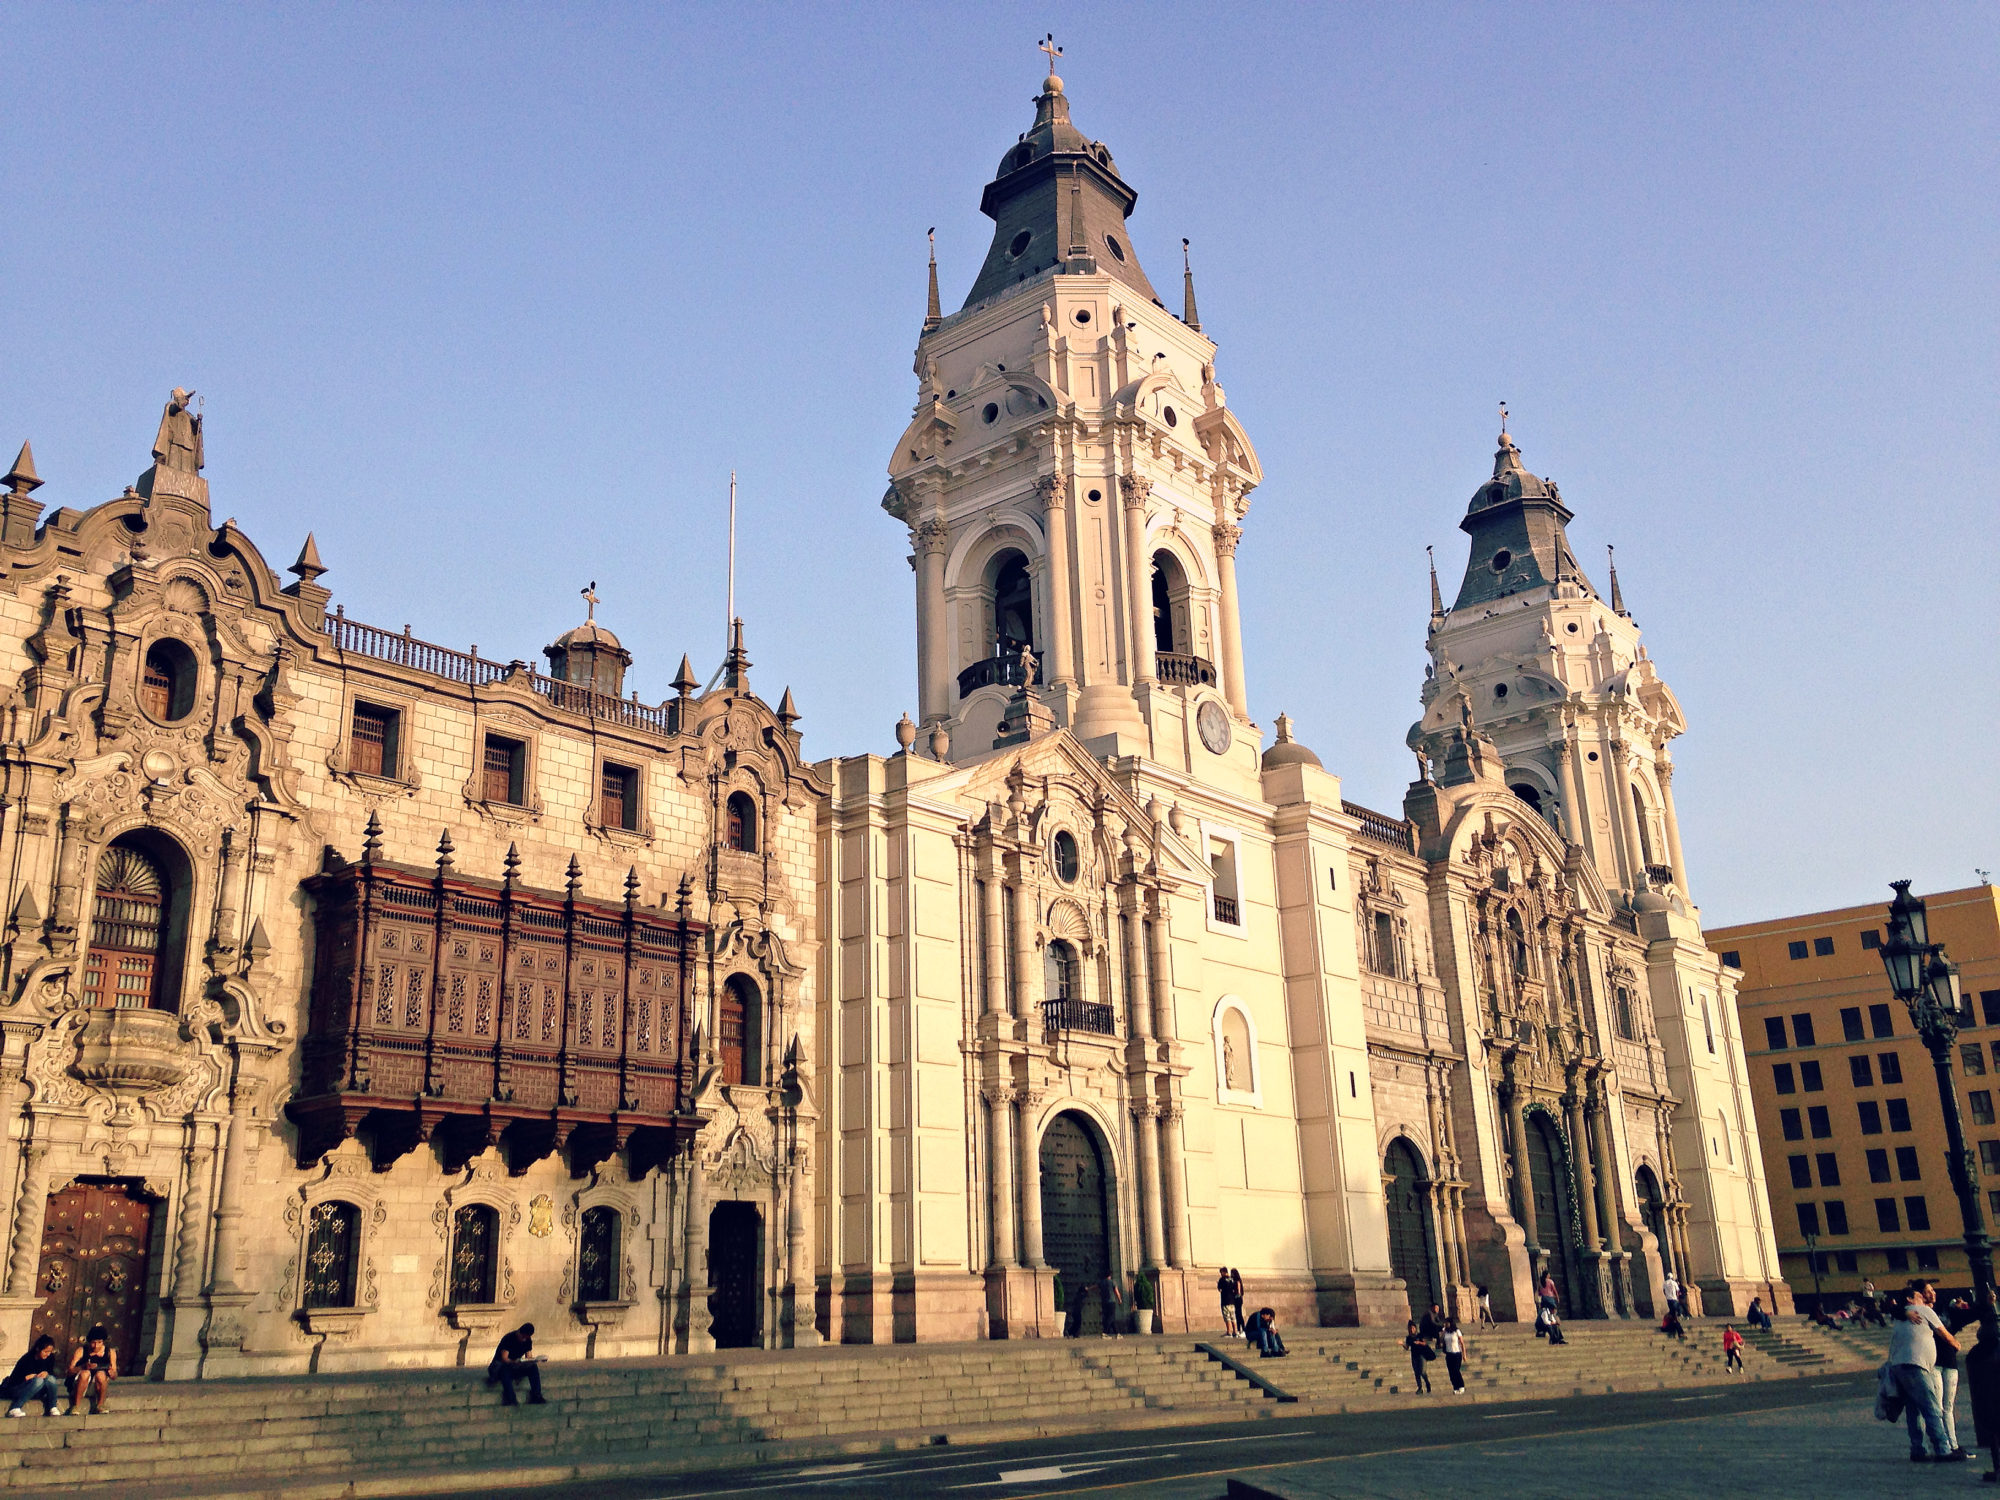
[
  {"x1": 776, "y1": 686, "x2": 800, "y2": 727},
  {"x1": 502, "y1": 842, "x2": 521, "y2": 889},
  {"x1": 361, "y1": 811, "x2": 383, "y2": 864},
  {"x1": 565, "y1": 854, "x2": 583, "y2": 899},
  {"x1": 1607, "y1": 544, "x2": 1627, "y2": 616},
  {"x1": 624, "y1": 866, "x2": 641, "y2": 907},
  {"x1": 1427, "y1": 544, "x2": 1444, "y2": 622},
  {"x1": 923, "y1": 228, "x2": 942, "y2": 334},
  {"x1": 1499, "y1": 400, "x2": 1509, "y2": 436},
  {"x1": 1181, "y1": 239, "x2": 1201, "y2": 333},
  {"x1": 290, "y1": 532, "x2": 327, "y2": 584},
  {"x1": 435, "y1": 829, "x2": 455, "y2": 874},
  {"x1": 5, "y1": 441, "x2": 42, "y2": 496},
  {"x1": 673, "y1": 653, "x2": 698, "y2": 696}
]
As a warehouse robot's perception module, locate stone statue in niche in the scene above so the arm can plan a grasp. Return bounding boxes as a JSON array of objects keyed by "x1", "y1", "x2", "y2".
[
  {"x1": 1222, "y1": 1034, "x2": 1242, "y2": 1091},
  {"x1": 153, "y1": 389, "x2": 204, "y2": 474}
]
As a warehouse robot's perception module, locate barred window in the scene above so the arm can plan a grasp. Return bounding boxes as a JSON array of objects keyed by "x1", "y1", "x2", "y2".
[
  {"x1": 303, "y1": 1200, "x2": 361, "y2": 1309},
  {"x1": 483, "y1": 736, "x2": 525, "y2": 805},
  {"x1": 82, "y1": 843, "x2": 170, "y2": 1011},
  {"x1": 577, "y1": 1206, "x2": 619, "y2": 1303},
  {"x1": 350, "y1": 703, "x2": 399, "y2": 778},
  {"x1": 449, "y1": 1204, "x2": 498, "y2": 1305}
]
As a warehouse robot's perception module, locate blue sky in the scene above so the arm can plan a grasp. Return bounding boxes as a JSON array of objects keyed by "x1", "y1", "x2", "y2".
[{"x1": 2, "y1": 4, "x2": 1994, "y2": 927}]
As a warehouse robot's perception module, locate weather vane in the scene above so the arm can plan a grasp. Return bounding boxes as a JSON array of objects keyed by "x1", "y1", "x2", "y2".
[{"x1": 1039, "y1": 33, "x2": 1063, "y2": 75}]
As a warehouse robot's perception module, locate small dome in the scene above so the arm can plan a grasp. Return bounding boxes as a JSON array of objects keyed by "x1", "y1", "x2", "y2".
[
  {"x1": 1466, "y1": 428, "x2": 1554, "y2": 514},
  {"x1": 553, "y1": 617, "x2": 623, "y2": 652},
  {"x1": 1261, "y1": 712, "x2": 1323, "y2": 770}
]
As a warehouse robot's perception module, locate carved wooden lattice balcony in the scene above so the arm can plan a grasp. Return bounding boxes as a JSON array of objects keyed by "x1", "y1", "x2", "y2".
[{"x1": 290, "y1": 854, "x2": 700, "y2": 1167}]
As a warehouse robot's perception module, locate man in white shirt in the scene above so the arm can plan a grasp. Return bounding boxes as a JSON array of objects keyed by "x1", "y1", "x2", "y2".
[
  {"x1": 1887, "y1": 1284, "x2": 1961, "y2": 1462},
  {"x1": 1661, "y1": 1273, "x2": 1681, "y2": 1318}
]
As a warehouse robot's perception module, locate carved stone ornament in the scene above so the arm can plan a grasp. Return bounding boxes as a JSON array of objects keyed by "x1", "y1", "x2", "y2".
[{"x1": 528, "y1": 1195, "x2": 555, "y2": 1238}]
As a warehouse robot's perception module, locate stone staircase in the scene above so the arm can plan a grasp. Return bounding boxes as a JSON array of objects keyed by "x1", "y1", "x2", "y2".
[{"x1": 0, "y1": 1322, "x2": 1875, "y2": 1498}]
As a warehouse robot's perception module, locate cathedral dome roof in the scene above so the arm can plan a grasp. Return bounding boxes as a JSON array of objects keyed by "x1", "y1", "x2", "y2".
[
  {"x1": 1261, "y1": 713, "x2": 1323, "y2": 770},
  {"x1": 553, "y1": 617, "x2": 623, "y2": 653},
  {"x1": 1466, "y1": 428, "x2": 1555, "y2": 514}
]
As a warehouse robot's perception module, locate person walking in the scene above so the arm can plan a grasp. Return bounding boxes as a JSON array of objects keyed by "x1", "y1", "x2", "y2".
[
  {"x1": 2, "y1": 1336, "x2": 63, "y2": 1418},
  {"x1": 64, "y1": 1326, "x2": 115, "y2": 1415},
  {"x1": 1440, "y1": 1318, "x2": 1467, "y2": 1395},
  {"x1": 1404, "y1": 1319, "x2": 1434, "y2": 1394},
  {"x1": 1097, "y1": 1272, "x2": 1125, "y2": 1339},
  {"x1": 1476, "y1": 1285, "x2": 1494, "y2": 1327},
  {"x1": 1661, "y1": 1306, "x2": 1687, "y2": 1342},
  {"x1": 486, "y1": 1323, "x2": 546, "y2": 1407},
  {"x1": 1964, "y1": 1311, "x2": 2000, "y2": 1482},
  {"x1": 1538, "y1": 1272, "x2": 1559, "y2": 1318},
  {"x1": 1722, "y1": 1324, "x2": 1744, "y2": 1373},
  {"x1": 1217, "y1": 1269, "x2": 1238, "y2": 1336},
  {"x1": 1886, "y1": 1290, "x2": 1959, "y2": 1462}
]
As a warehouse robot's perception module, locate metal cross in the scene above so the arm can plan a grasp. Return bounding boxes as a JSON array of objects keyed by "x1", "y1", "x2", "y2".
[
  {"x1": 1499, "y1": 400, "x2": 1509, "y2": 434},
  {"x1": 1039, "y1": 33, "x2": 1063, "y2": 74},
  {"x1": 582, "y1": 580, "x2": 599, "y2": 619}
]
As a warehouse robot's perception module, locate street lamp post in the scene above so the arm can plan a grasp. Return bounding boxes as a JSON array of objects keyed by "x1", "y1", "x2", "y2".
[
  {"x1": 1803, "y1": 1230, "x2": 1823, "y2": 1310},
  {"x1": 1880, "y1": 879, "x2": 1995, "y2": 1311}
]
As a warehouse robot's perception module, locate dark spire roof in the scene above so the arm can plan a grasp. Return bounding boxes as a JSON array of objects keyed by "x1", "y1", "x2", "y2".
[
  {"x1": 1607, "y1": 545, "x2": 1628, "y2": 616},
  {"x1": 1427, "y1": 545, "x2": 1443, "y2": 624},
  {"x1": 923, "y1": 229, "x2": 942, "y2": 334},
  {"x1": 1450, "y1": 423, "x2": 1594, "y2": 611},
  {"x1": 1181, "y1": 239, "x2": 1201, "y2": 333},
  {"x1": 959, "y1": 64, "x2": 1162, "y2": 310}
]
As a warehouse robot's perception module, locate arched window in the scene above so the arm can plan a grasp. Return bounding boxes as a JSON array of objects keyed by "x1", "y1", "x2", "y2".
[
  {"x1": 992, "y1": 552, "x2": 1034, "y2": 654},
  {"x1": 82, "y1": 841, "x2": 178, "y2": 1011},
  {"x1": 1150, "y1": 550, "x2": 1190, "y2": 656},
  {"x1": 303, "y1": 1200, "x2": 361, "y2": 1309},
  {"x1": 577, "y1": 1205, "x2": 620, "y2": 1303},
  {"x1": 725, "y1": 792, "x2": 757, "y2": 853},
  {"x1": 448, "y1": 1204, "x2": 499, "y2": 1305},
  {"x1": 719, "y1": 974, "x2": 761, "y2": 1086},
  {"x1": 1631, "y1": 785, "x2": 1655, "y2": 865},
  {"x1": 1046, "y1": 940, "x2": 1079, "y2": 1005},
  {"x1": 140, "y1": 639, "x2": 196, "y2": 722}
]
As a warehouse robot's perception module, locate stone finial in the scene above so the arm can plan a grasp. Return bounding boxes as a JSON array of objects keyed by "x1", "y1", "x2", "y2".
[
  {"x1": 565, "y1": 854, "x2": 583, "y2": 900},
  {"x1": 361, "y1": 811, "x2": 383, "y2": 865},
  {"x1": 10, "y1": 884, "x2": 41, "y2": 931},
  {"x1": 1427, "y1": 544, "x2": 1444, "y2": 624},
  {"x1": 290, "y1": 533, "x2": 327, "y2": 585},
  {"x1": 895, "y1": 712, "x2": 917, "y2": 754},
  {"x1": 672, "y1": 653, "x2": 699, "y2": 697},
  {"x1": 624, "y1": 867, "x2": 641, "y2": 908},
  {"x1": 435, "y1": 829, "x2": 455, "y2": 875},
  {"x1": 503, "y1": 842, "x2": 521, "y2": 888},
  {"x1": 675, "y1": 872, "x2": 694, "y2": 915},
  {"x1": 775, "y1": 686, "x2": 800, "y2": 728},
  {"x1": 5, "y1": 441, "x2": 41, "y2": 496},
  {"x1": 245, "y1": 917, "x2": 273, "y2": 965},
  {"x1": 928, "y1": 722, "x2": 951, "y2": 761},
  {"x1": 1273, "y1": 712, "x2": 1295, "y2": 744}
]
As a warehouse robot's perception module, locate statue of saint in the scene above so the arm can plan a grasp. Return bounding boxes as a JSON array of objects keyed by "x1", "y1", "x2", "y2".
[
  {"x1": 1016, "y1": 641, "x2": 1037, "y2": 689},
  {"x1": 152, "y1": 389, "x2": 203, "y2": 473}
]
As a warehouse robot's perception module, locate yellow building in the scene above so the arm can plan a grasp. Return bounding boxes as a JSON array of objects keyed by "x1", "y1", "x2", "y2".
[{"x1": 1711, "y1": 885, "x2": 2000, "y2": 1304}]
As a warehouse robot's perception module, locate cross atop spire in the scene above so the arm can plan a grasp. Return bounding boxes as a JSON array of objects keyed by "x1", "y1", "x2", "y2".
[
  {"x1": 1498, "y1": 400, "x2": 1509, "y2": 435},
  {"x1": 1038, "y1": 32, "x2": 1063, "y2": 78},
  {"x1": 582, "y1": 580, "x2": 599, "y2": 620}
]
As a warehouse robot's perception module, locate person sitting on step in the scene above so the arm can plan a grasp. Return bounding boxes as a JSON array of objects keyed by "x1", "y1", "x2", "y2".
[
  {"x1": 1249, "y1": 1307, "x2": 1288, "y2": 1358},
  {"x1": 487, "y1": 1323, "x2": 546, "y2": 1407},
  {"x1": 65, "y1": 1326, "x2": 115, "y2": 1415},
  {"x1": 3, "y1": 1335, "x2": 64, "y2": 1418}
]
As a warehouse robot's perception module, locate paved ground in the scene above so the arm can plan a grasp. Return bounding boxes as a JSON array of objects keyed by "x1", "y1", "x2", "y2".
[{"x1": 453, "y1": 1369, "x2": 1981, "y2": 1500}]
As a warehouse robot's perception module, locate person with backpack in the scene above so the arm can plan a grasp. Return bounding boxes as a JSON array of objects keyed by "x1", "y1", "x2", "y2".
[{"x1": 1403, "y1": 1318, "x2": 1434, "y2": 1393}]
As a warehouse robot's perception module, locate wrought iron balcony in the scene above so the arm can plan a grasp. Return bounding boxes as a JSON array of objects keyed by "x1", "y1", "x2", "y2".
[
  {"x1": 1644, "y1": 863, "x2": 1676, "y2": 888},
  {"x1": 1154, "y1": 651, "x2": 1217, "y2": 687},
  {"x1": 957, "y1": 649, "x2": 1044, "y2": 697},
  {"x1": 1041, "y1": 997, "x2": 1117, "y2": 1036},
  {"x1": 1212, "y1": 894, "x2": 1241, "y2": 927}
]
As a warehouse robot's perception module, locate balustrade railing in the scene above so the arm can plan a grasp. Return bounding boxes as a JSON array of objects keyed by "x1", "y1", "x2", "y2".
[
  {"x1": 957, "y1": 650, "x2": 1044, "y2": 697},
  {"x1": 327, "y1": 607, "x2": 676, "y2": 736},
  {"x1": 1041, "y1": 997, "x2": 1117, "y2": 1036},
  {"x1": 1155, "y1": 651, "x2": 1217, "y2": 687},
  {"x1": 1343, "y1": 800, "x2": 1416, "y2": 852},
  {"x1": 1212, "y1": 894, "x2": 1241, "y2": 927}
]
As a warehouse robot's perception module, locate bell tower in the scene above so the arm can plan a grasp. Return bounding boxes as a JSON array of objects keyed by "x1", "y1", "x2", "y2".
[
  {"x1": 1411, "y1": 420, "x2": 1696, "y2": 912},
  {"x1": 884, "y1": 54, "x2": 1263, "y2": 781}
]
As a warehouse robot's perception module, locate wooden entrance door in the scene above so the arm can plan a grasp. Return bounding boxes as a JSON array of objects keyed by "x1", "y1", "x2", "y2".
[
  {"x1": 707, "y1": 1201, "x2": 763, "y2": 1349},
  {"x1": 1383, "y1": 1138, "x2": 1435, "y2": 1320},
  {"x1": 1038, "y1": 1112, "x2": 1112, "y2": 1335},
  {"x1": 33, "y1": 1182, "x2": 155, "y2": 1375},
  {"x1": 1524, "y1": 1113, "x2": 1578, "y2": 1314}
]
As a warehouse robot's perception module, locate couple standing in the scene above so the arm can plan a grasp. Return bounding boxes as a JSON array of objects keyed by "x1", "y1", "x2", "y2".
[{"x1": 1216, "y1": 1268, "x2": 1247, "y2": 1335}]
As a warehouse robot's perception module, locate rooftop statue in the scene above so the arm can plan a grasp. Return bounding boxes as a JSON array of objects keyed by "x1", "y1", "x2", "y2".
[{"x1": 152, "y1": 388, "x2": 204, "y2": 474}]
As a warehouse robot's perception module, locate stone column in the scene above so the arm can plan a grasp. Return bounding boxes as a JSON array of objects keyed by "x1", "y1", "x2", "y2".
[
  {"x1": 1212, "y1": 520, "x2": 1249, "y2": 716},
  {"x1": 172, "y1": 1147, "x2": 213, "y2": 1300},
  {"x1": 1134, "y1": 1102, "x2": 1166, "y2": 1268},
  {"x1": 1566, "y1": 1090, "x2": 1602, "y2": 1252},
  {"x1": 1122, "y1": 890, "x2": 1152, "y2": 1042},
  {"x1": 913, "y1": 513, "x2": 951, "y2": 724},
  {"x1": 1015, "y1": 1092, "x2": 1045, "y2": 1268},
  {"x1": 985, "y1": 1088, "x2": 1017, "y2": 1269},
  {"x1": 1038, "y1": 476, "x2": 1076, "y2": 687},
  {"x1": 681, "y1": 1152, "x2": 715, "y2": 1352},
  {"x1": 1555, "y1": 733, "x2": 1593, "y2": 858},
  {"x1": 4, "y1": 1144, "x2": 49, "y2": 1297},
  {"x1": 1655, "y1": 757, "x2": 1690, "y2": 890},
  {"x1": 1504, "y1": 1082, "x2": 1538, "y2": 1252},
  {"x1": 1010, "y1": 877, "x2": 1040, "y2": 1024},
  {"x1": 1119, "y1": 476, "x2": 1154, "y2": 684},
  {"x1": 1159, "y1": 1105, "x2": 1188, "y2": 1268},
  {"x1": 1610, "y1": 739, "x2": 1647, "y2": 885},
  {"x1": 1145, "y1": 906, "x2": 1172, "y2": 1041},
  {"x1": 981, "y1": 870, "x2": 1007, "y2": 1020},
  {"x1": 205, "y1": 1053, "x2": 272, "y2": 1298}
]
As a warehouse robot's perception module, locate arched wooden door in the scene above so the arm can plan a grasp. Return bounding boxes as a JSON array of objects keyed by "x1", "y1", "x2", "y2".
[
  {"x1": 707, "y1": 1201, "x2": 763, "y2": 1349},
  {"x1": 1383, "y1": 1139, "x2": 1435, "y2": 1320},
  {"x1": 1039, "y1": 1112, "x2": 1113, "y2": 1335},
  {"x1": 33, "y1": 1182, "x2": 155, "y2": 1375},
  {"x1": 1524, "y1": 1112, "x2": 1578, "y2": 1313}
]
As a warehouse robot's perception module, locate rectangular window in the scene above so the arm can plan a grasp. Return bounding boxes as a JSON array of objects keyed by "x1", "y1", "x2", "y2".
[
  {"x1": 1867, "y1": 1148, "x2": 1891, "y2": 1182},
  {"x1": 1721, "y1": 950, "x2": 1741, "y2": 969},
  {"x1": 1764, "y1": 1016, "x2": 1788, "y2": 1050},
  {"x1": 1991, "y1": 1043, "x2": 2000, "y2": 1068},
  {"x1": 1886, "y1": 1247, "x2": 1911, "y2": 1272},
  {"x1": 1917, "y1": 1248, "x2": 1940, "y2": 1270},
  {"x1": 1773, "y1": 1063, "x2": 1796, "y2": 1095},
  {"x1": 1210, "y1": 837, "x2": 1242, "y2": 930},
  {"x1": 1788, "y1": 940, "x2": 1809, "y2": 960},
  {"x1": 1809, "y1": 1105, "x2": 1832, "y2": 1139},
  {"x1": 1817, "y1": 1152, "x2": 1841, "y2": 1187},
  {"x1": 1850, "y1": 1055, "x2": 1875, "y2": 1088},
  {"x1": 1984, "y1": 1142, "x2": 2000, "y2": 1177},
  {"x1": 1990, "y1": 1191, "x2": 2000, "y2": 1220},
  {"x1": 1861, "y1": 929, "x2": 1881, "y2": 951},
  {"x1": 1858, "y1": 1101, "x2": 1883, "y2": 1135},
  {"x1": 1788, "y1": 1154, "x2": 1812, "y2": 1190},
  {"x1": 1897, "y1": 1146, "x2": 1922, "y2": 1181},
  {"x1": 1905, "y1": 1196, "x2": 1931, "y2": 1232},
  {"x1": 1813, "y1": 936, "x2": 1835, "y2": 957},
  {"x1": 1985, "y1": 991, "x2": 2000, "y2": 1028},
  {"x1": 349, "y1": 702, "x2": 400, "y2": 779},
  {"x1": 1974, "y1": 1092, "x2": 1996, "y2": 1127},
  {"x1": 482, "y1": 735, "x2": 525, "y2": 805},
  {"x1": 1792, "y1": 1013, "x2": 1815, "y2": 1047},
  {"x1": 1879, "y1": 1052, "x2": 1903, "y2": 1084},
  {"x1": 1835, "y1": 1250, "x2": 1860, "y2": 1274},
  {"x1": 1870, "y1": 1004, "x2": 1895, "y2": 1039},
  {"x1": 1841, "y1": 1007, "x2": 1865, "y2": 1042},
  {"x1": 1796, "y1": 1203, "x2": 1820, "y2": 1237},
  {"x1": 1876, "y1": 1198, "x2": 1901, "y2": 1233},
  {"x1": 599, "y1": 763, "x2": 639, "y2": 832},
  {"x1": 1780, "y1": 1108, "x2": 1803, "y2": 1141},
  {"x1": 1887, "y1": 1098, "x2": 1912, "y2": 1132},
  {"x1": 1800, "y1": 1060, "x2": 1823, "y2": 1091},
  {"x1": 1824, "y1": 1201, "x2": 1849, "y2": 1235},
  {"x1": 1965, "y1": 1045, "x2": 1988, "y2": 1076},
  {"x1": 1702, "y1": 997, "x2": 1715, "y2": 1054}
]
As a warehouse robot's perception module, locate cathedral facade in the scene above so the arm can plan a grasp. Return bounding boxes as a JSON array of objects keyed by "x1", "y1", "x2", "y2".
[{"x1": 0, "y1": 64, "x2": 1782, "y2": 1379}]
